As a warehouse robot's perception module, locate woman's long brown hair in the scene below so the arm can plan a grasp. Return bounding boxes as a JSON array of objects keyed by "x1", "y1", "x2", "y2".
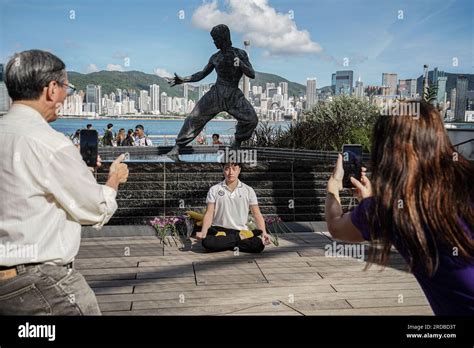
[{"x1": 367, "y1": 101, "x2": 474, "y2": 276}]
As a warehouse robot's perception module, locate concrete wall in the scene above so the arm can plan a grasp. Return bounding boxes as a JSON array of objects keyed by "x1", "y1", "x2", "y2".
[{"x1": 96, "y1": 159, "x2": 355, "y2": 225}]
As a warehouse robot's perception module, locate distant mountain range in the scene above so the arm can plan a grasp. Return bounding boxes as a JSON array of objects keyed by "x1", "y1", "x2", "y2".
[{"x1": 67, "y1": 70, "x2": 313, "y2": 100}]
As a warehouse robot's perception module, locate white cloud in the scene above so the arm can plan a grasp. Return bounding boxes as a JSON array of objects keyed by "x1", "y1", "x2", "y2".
[
  {"x1": 191, "y1": 0, "x2": 323, "y2": 56},
  {"x1": 107, "y1": 64, "x2": 124, "y2": 72},
  {"x1": 154, "y1": 67, "x2": 173, "y2": 78},
  {"x1": 86, "y1": 64, "x2": 99, "y2": 73}
]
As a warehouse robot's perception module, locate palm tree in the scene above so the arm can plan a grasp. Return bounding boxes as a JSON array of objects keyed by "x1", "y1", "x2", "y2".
[{"x1": 423, "y1": 83, "x2": 438, "y2": 105}]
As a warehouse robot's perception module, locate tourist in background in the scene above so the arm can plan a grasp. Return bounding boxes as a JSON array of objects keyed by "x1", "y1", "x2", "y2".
[
  {"x1": 103, "y1": 123, "x2": 114, "y2": 146},
  {"x1": 71, "y1": 129, "x2": 80, "y2": 147},
  {"x1": 133, "y1": 124, "x2": 153, "y2": 146},
  {"x1": 116, "y1": 128, "x2": 127, "y2": 146},
  {"x1": 196, "y1": 129, "x2": 207, "y2": 145},
  {"x1": 125, "y1": 129, "x2": 135, "y2": 146},
  {"x1": 212, "y1": 133, "x2": 223, "y2": 145}
]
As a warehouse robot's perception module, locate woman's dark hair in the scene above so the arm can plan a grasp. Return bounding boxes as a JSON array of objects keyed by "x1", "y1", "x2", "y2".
[
  {"x1": 366, "y1": 100, "x2": 474, "y2": 276},
  {"x1": 107, "y1": 123, "x2": 113, "y2": 129}
]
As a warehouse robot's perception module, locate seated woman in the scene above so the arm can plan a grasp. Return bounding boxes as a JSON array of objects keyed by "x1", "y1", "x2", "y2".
[
  {"x1": 196, "y1": 162, "x2": 271, "y2": 253},
  {"x1": 325, "y1": 101, "x2": 473, "y2": 315}
]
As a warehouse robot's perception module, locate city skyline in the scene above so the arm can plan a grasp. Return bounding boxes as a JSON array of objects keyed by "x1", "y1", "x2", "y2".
[
  {"x1": 54, "y1": 66, "x2": 474, "y2": 122},
  {"x1": 1, "y1": 0, "x2": 472, "y2": 87},
  {"x1": 2, "y1": 57, "x2": 473, "y2": 122}
]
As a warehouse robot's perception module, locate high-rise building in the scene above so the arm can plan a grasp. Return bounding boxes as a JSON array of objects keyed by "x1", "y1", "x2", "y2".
[
  {"x1": 398, "y1": 79, "x2": 417, "y2": 98},
  {"x1": 139, "y1": 90, "x2": 150, "y2": 113},
  {"x1": 450, "y1": 88, "x2": 456, "y2": 117},
  {"x1": 150, "y1": 84, "x2": 160, "y2": 113},
  {"x1": 437, "y1": 76, "x2": 447, "y2": 105},
  {"x1": 63, "y1": 93, "x2": 83, "y2": 115},
  {"x1": 252, "y1": 85, "x2": 259, "y2": 96},
  {"x1": 86, "y1": 85, "x2": 97, "y2": 104},
  {"x1": 160, "y1": 92, "x2": 168, "y2": 114},
  {"x1": 86, "y1": 84, "x2": 99, "y2": 114},
  {"x1": 279, "y1": 82, "x2": 288, "y2": 95},
  {"x1": 354, "y1": 76, "x2": 364, "y2": 99},
  {"x1": 129, "y1": 89, "x2": 137, "y2": 105},
  {"x1": 466, "y1": 91, "x2": 474, "y2": 111},
  {"x1": 115, "y1": 88, "x2": 122, "y2": 102},
  {"x1": 382, "y1": 73, "x2": 398, "y2": 95},
  {"x1": 266, "y1": 83, "x2": 275, "y2": 91},
  {"x1": 267, "y1": 87, "x2": 278, "y2": 99},
  {"x1": 306, "y1": 78, "x2": 317, "y2": 110},
  {"x1": 183, "y1": 83, "x2": 188, "y2": 102},
  {"x1": 331, "y1": 73, "x2": 336, "y2": 93},
  {"x1": 334, "y1": 71, "x2": 353, "y2": 95},
  {"x1": 96, "y1": 85, "x2": 102, "y2": 114},
  {"x1": 455, "y1": 75, "x2": 468, "y2": 121}
]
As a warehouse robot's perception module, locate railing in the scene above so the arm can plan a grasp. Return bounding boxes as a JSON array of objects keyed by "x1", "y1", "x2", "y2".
[
  {"x1": 453, "y1": 138, "x2": 474, "y2": 160},
  {"x1": 453, "y1": 138, "x2": 474, "y2": 149}
]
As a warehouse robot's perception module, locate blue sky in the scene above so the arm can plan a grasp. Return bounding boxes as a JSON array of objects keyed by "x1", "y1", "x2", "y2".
[{"x1": 0, "y1": 0, "x2": 472, "y2": 87}]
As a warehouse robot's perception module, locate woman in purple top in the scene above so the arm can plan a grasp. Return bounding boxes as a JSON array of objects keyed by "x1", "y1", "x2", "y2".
[{"x1": 325, "y1": 101, "x2": 473, "y2": 315}]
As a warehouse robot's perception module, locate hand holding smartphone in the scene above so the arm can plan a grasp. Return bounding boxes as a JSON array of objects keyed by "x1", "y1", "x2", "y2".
[
  {"x1": 80, "y1": 129, "x2": 98, "y2": 167},
  {"x1": 342, "y1": 144, "x2": 362, "y2": 188}
]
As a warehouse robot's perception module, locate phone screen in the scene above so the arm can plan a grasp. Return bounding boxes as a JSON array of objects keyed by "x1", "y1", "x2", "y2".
[
  {"x1": 342, "y1": 144, "x2": 362, "y2": 188},
  {"x1": 80, "y1": 130, "x2": 98, "y2": 167}
]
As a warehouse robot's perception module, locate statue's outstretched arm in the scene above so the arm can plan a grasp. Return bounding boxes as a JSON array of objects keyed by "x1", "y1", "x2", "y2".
[
  {"x1": 186, "y1": 60, "x2": 215, "y2": 82},
  {"x1": 166, "y1": 59, "x2": 214, "y2": 87}
]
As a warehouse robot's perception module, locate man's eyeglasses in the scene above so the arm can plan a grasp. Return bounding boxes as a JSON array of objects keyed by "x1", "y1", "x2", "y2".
[{"x1": 57, "y1": 81, "x2": 76, "y2": 96}]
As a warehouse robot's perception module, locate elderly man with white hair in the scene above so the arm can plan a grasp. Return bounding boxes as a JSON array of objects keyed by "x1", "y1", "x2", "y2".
[{"x1": 0, "y1": 49, "x2": 129, "y2": 315}]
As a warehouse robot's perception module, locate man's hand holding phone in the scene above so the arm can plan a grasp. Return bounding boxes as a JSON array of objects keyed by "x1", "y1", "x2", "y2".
[
  {"x1": 88, "y1": 155, "x2": 102, "y2": 172},
  {"x1": 106, "y1": 154, "x2": 129, "y2": 191}
]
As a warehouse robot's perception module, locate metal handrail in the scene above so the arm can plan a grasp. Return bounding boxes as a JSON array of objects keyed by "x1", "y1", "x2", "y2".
[{"x1": 453, "y1": 138, "x2": 474, "y2": 148}]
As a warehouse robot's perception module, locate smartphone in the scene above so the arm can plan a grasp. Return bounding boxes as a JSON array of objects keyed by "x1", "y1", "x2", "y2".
[
  {"x1": 80, "y1": 129, "x2": 98, "y2": 167},
  {"x1": 342, "y1": 144, "x2": 362, "y2": 188}
]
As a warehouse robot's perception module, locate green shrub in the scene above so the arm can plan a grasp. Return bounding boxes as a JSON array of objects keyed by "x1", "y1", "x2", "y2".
[{"x1": 248, "y1": 95, "x2": 380, "y2": 152}]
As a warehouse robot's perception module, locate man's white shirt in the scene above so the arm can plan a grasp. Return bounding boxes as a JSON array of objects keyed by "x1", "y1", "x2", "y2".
[
  {"x1": 133, "y1": 136, "x2": 153, "y2": 146},
  {"x1": 206, "y1": 179, "x2": 258, "y2": 230},
  {"x1": 0, "y1": 104, "x2": 118, "y2": 266}
]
